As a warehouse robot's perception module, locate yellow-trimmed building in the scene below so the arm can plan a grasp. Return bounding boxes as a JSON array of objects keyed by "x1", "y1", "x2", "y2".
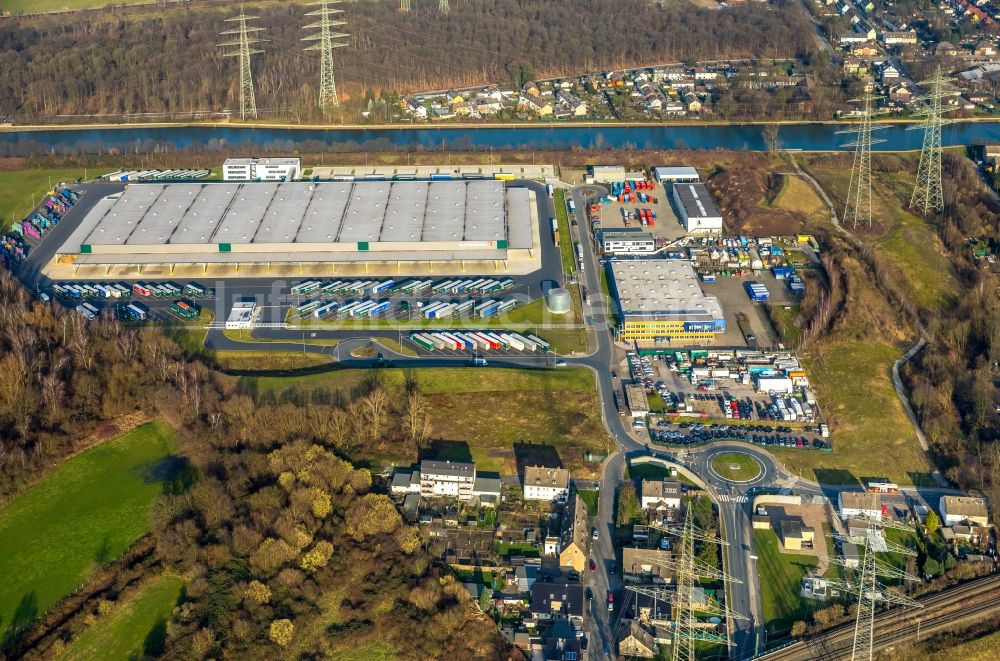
[{"x1": 609, "y1": 259, "x2": 726, "y2": 346}]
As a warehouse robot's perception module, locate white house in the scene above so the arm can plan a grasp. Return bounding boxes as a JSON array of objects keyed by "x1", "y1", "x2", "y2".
[
  {"x1": 641, "y1": 479, "x2": 682, "y2": 510},
  {"x1": 420, "y1": 460, "x2": 476, "y2": 500},
  {"x1": 523, "y1": 466, "x2": 570, "y2": 502}
]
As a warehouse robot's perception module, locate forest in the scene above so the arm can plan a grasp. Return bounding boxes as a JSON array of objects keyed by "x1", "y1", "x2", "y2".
[
  {"x1": 0, "y1": 272, "x2": 508, "y2": 659},
  {"x1": 0, "y1": 0, "x2": 817, "y2": 122}
]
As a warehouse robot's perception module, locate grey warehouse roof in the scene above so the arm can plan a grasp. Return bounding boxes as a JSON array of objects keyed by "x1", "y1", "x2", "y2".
[
  {"x1": 61, "y1": 180, "x2": 532, "y2": 254},
  {"x1": 611, "y1": 259, "x2": 724, "y2": 322},
  {"x1": 673, "y1": 183, "x2": 721, "y2": 219}
]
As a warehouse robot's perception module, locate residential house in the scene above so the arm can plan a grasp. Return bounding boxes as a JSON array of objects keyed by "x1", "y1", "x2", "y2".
[
  {"x1": 640, "y1": 479, "x2": 682, "y2": 510},
  {"x1": 622, "y1": 547, "x2": 674, "y2": 583},
  {"x1": 558, "y1": 493, "x2": 590, "y2": 572},
  {"x1": 517, "y1": 93, "x2": 553, "y2": 116},
  {"x1": 402, "y1": 96, "x2": 427, "y2": 119},
  {"x1": 420, "y1": 460, "x2": 476, "y2": 500},
  {"x1": 475, "y1": 99, "x2": 503, "y2": 115},
  {"x1": 452, "y1": 101, "x2": 477, "y2": 117},
  {"x1": 529, "y1": 582, "x2": 585, "y2": 623},
  {"x1": 390, "y1": 468, "x2": 420, "y2": 495},
  {"x1": 852, "y1": 44, "x2": 879, "y2": 57},
  {"x1": 934, "y1": 42, "x2": 961, "y2": 57},
  {"x1": 838, "y1": 492, "x2": 881, "y2": 520},
  {"x1": 663, "y1": 102, "x2": 687, "y2": 115},
  {"x1": 939, "y1": 495, "x2": 989, "y2": 527},
  {"x1": 446, "y1": 90, "x2": 465, "y2": 105},
  {"x1": 619, "y1": 621, "x2": 657, "y2": 658},
  {"x1": 515, "y1": 564, "x2": 539, "y2": 592},
  {"x1": 477, "y1": 86, "x2": 505, "y2": 102},
  {"x1": 543, "y1": 620, "x2": 582, "y2": 660},
  {"x1": 889, "y1": 84, "x2": 913, "y2": 104},
  {"x1": 878, "y1": 63, "x2": 901, "y2": 81},
  {"x1": 843, "y1": 58, "x2": 869, "y2": 77},
  {"x1": 974, "y1": 39, "x2": 997, "y2": 57},
  {"x1": 472, "y1": 474, "x2": 502, "y2": 506},
  {"x1": 523, "y1": 466, "x2": 571, "y2": 502},
  {"x1": 683, "y1": 92, "x2": 702, "y2": 112},
  {"x1": 633, "y1": 592, "x2": 672, "y2": 625},
  {"x1": 555, "y1": 90, "x2": 588, "y2": 117},
  {"x1": 544, "y1": 535, "x2": 560, "y2": 556},
  {"x1": 846, "y1": 518, "x2": 873, "y2": 539},
  {"x1": 881, "y1": 30, "x2": 918, "y2": 45},
  {"x1": 839, "y1": 33, "x2": 870, "y2": 45},
  {"x1": 693, "y1": 68, "x2": 719, "y2": 81},
  {"x1": 842, "y1": 542, "x2": 860, "y2": 568}
]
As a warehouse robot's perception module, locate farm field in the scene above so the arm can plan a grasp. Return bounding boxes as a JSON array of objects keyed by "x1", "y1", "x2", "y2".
[
  {"x1": 57, "y1": 573, "x2": 184, "y2": 661},
  {"x1": 0, "y1": 421, "x2": 178, "y2": 640}
]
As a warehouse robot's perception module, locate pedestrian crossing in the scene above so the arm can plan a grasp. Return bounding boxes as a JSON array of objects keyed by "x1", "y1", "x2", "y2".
[{"x1": 716, "y1": 494, "x2": 749, "y2": 504}]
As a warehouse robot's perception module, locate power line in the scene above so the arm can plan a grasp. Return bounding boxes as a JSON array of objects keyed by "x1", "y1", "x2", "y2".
[
  {"x1": 837, "y1": 86, "x2": 886, "y2": 229},
  {"x1": 302, "y1": 1, "x2": 349, "y2": 110},
  {"x1": 909, "y1": 66, "x2": 956, "y2": 215},
  {"x1": 218, "y1": 4, "x2": 266, "y2": 121}
]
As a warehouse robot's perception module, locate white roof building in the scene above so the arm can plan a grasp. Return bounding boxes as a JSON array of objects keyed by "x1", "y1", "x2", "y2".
[{"x1": 671, "y1": 183, "x2": 723, "y2": 233}]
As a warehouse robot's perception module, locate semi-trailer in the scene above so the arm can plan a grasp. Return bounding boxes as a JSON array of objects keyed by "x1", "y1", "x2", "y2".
[
  {"x1": 77, "y1": 303, "x2": 97, "y2": 319},
  {"x1": 371, "y1": 280, "x2": 395, "y2": 295},
  {"x1": 496, "y1": 299, "x2": 518, "y2": 314},
  {"x1": 337, "y1": 301, "x2": 362, "y2": 317},
  {"x1": 453, "y1": 300, "x2": 474, "y2": 316},
  {"x1": 321, "y1": 280, "x2": 346, "y2": 294},
  {"x1": 295, "y1": 300, "x2": 322, "y2": 317},
  {"x1": 351, "y1": 301, "x2": 377, "y2": 317},
  {"x1": 479, "y1": 301, "x2": 501, "y2": 317},
  {"x1": 430, "y1": 303, "x2": 456, "y2": 319},
  {"x1": 432, "y1": 280, "x2": 457, "y2": 294},
  {"x1": 526, "y1": 334, "x2": 550, "y2": 351},
  {"x1": 503, "y1": 334, "x2": 525, "y2": 351},
  {"x1": 125, "y1": 303, "x2": 147, "y2": 320},
  {"x1": 411, "y1": 280, "x2": 433, "y2": 294},
  {"x1": 511, "y1": 333, "x2": 536, "y2": 351},
  {"x1": 397, "y1": 280, "x2": 419, "y2": 294},
  {"x1": 410, "y1": 333, "x2": 436, "y2": 351},
  {"x1": 291, "y1": 280, "x2": 322, "y2": 296},
  {"x1": 368, "y1": 301, "x2": 392, "y2": 317},
  {"x1": 422, "y1": 301, "x2": 447, "y2": 318},
  {"x1": 171, "y1": 300, "x2": 199, "y2": 320},
  {"x1": 314, "y1": 301, "x2": 339, "y2": 318}
]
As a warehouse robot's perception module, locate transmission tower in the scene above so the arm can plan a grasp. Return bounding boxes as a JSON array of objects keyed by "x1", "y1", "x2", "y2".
[
  {"x1": 400, "y1": 0, "x2": 410, "y2": 11},
  {"x1": 303, "y1": 1, "x2": 349, "y2": 111},
  {"x1": 909, "y1": 67, "x2": 956, "y2": 215},
  {"x1": 635, "y1": 513, "x2": 744, "y2": 661},
  {"x1": 838, "y1": 87, "x2": 885, "y2": 229},
  {"x1": 439, "y1": 0, "x2": 449, "y2": 13},
  {"x1": 827, "y1": 499, "x2": 921, "y2": 661},
  {"x1": 218, "y1": 5, "x2": 266, "y2": 121}
]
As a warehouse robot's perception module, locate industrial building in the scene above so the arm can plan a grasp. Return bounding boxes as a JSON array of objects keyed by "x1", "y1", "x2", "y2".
[
  {"x1": 600, "y1": 230, "x2": 657, "y2": 256},
  {"x1": 671, "y1": 183, "x2": 723, "y2": 233},
  {"x1": 652, "y1": 166, "x2": 700, "y2": 183},
  {"x1": 223, "y1": 157, "x2": 301, "y2": 182},
  {"x1": 608, "y1": 259, "x2": 726, "y2": 346},
  {"x1": 51, "y1": 180, "x2": 539, "y2": 278},
  {"x1": 939, "y1": 496, "x2": 989, "y2": 527}
]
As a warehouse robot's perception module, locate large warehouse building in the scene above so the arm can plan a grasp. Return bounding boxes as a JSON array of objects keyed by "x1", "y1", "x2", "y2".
[
  {"x1": 609, "y1": 259, "x2": 726, "y2": 346},
  {"x1": 51, "y1": 180, "x2": 539, "y2": 278},
  {"x1": 671, "y1": 182, "x2": 723, "y2": 233}
]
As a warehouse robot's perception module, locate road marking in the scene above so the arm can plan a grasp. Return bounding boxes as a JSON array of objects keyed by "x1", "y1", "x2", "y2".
[{"x1": 717, "y1": 494, "x2": 749, "y2": 504}]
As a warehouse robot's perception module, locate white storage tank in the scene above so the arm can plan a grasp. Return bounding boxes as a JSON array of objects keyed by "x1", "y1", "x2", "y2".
[{"x1": 546, "y1": 287, "x2": 571, "y2": 314}]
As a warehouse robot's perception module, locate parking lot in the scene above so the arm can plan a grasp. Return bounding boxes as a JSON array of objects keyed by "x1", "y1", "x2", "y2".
[{"x1": 647, "y1": 419, "x2": 829, "y2": 451}]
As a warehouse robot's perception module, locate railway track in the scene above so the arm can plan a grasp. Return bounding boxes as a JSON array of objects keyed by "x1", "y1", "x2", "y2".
[{"x1": 756, "y1": 574, "x2": 1000, "y2": 660}]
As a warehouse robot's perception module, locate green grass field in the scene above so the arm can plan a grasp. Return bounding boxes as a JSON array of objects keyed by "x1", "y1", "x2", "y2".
[
  {"x1": 58, "y1": 573, "x2": 184, "y2": 661},
  {"x1": 753, "y1": 529, "x2": 822, "y2": 637},
  {"x1": 578, "y1": 489, "x2": 600, "y2": 514},
  {"x1": 772, "y1": 342, "x2": 934, "y2": 486},
  {"x1": 0, "y1": 421, "x2": 178, "y2": 640},
  {"x1": 710, "y1": 452, "x2": 762, "y2": 482},
  {"x1": 0, "y1": 169, "x2": 83, "y2": 227},
  {"x1": 248, "y1": 367, "x2": 607, "y2": 475}
]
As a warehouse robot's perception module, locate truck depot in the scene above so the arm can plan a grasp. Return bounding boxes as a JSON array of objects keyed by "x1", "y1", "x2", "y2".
[{"x1": 48, "y1": 180, "x2": 540, "y2": 279}]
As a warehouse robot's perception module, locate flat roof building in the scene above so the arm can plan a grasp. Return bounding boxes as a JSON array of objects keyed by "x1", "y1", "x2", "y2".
[
  {"x1": 225, "y1": 301, "x2": 257, "y2": 329},
  {"x1": 939, "y1": 495, "x2": 989, "y2": 527},
  {"x1": 523, "y1": 466, "x2": 570, "y2": 502},
  {"x1": 601, "y1": 230, "x2": 657, "y2": 256},
  {"x1": 608, "y1": 259, "x2": 726, "y2": 346},
  {"x1": 671, "y1": 183, "x2": 723, "y2": 233},
  {"x1": 53, "y1": 180, "x2": 539, "y2": 277},
  {"x1": 838, "y1": 492, "x2": 881, "y2": 521},
  {"x1": 223, "y1": 157, "x2": 301, "y2": 182},
  {"x1": 625, "y1": 384, "x2": 650, "y2": 417},
  {"x1": 653, "y1": 166, "x2": 700, "y2": 183}
]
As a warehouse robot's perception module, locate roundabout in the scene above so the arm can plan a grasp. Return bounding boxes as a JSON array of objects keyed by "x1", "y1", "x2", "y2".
[{"x1": 708, "y1": 451, "x2": 765, "y2": 484}]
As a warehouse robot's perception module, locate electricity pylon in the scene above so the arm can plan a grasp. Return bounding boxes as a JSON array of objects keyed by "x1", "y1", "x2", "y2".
[
  {"x1": 218, "y1": 5, "x2": 266, "y2": 121},
  {"x1": 838, "y1": 86, "x2": 886, "y2": 229},
  {"x1": 439, "y1": 0, "x2": 449, "y2": 13},
  {"x1": 827, "y1": 499, "x2": 921, "y2": 661},
  {"x1": 639, "y1": 514, "x2": 744, "y2": 661},
  {"x1": 400, "y1": 0, "x2": 410, "y2": 11},
  {"x1": 303, "y1": 1, "x2": 349, "y2": 110},
  {"x1": 909, "y1": 67, "x2": 956, "y2": 215}
]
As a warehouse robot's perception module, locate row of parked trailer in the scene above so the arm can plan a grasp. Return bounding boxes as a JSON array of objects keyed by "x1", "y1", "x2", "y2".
[
  {"x1": 409, "y1": 331, "x2": 550, "y2": 353},
  {"x1": 2, "y1": 188, "x2": 79, "y2": 269},
  {"x1": 295, "y1": 298, "x2": 394, "y2": 319},
  {"x1": 289, "y1": 277, "x2": 516, "y2": 298},
  {"x1": 424, "y1": 298, "x2": 518, "y2": 319},
  {"x1": 103, "y1": 169, "x2": 210, "y2": 182}
]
